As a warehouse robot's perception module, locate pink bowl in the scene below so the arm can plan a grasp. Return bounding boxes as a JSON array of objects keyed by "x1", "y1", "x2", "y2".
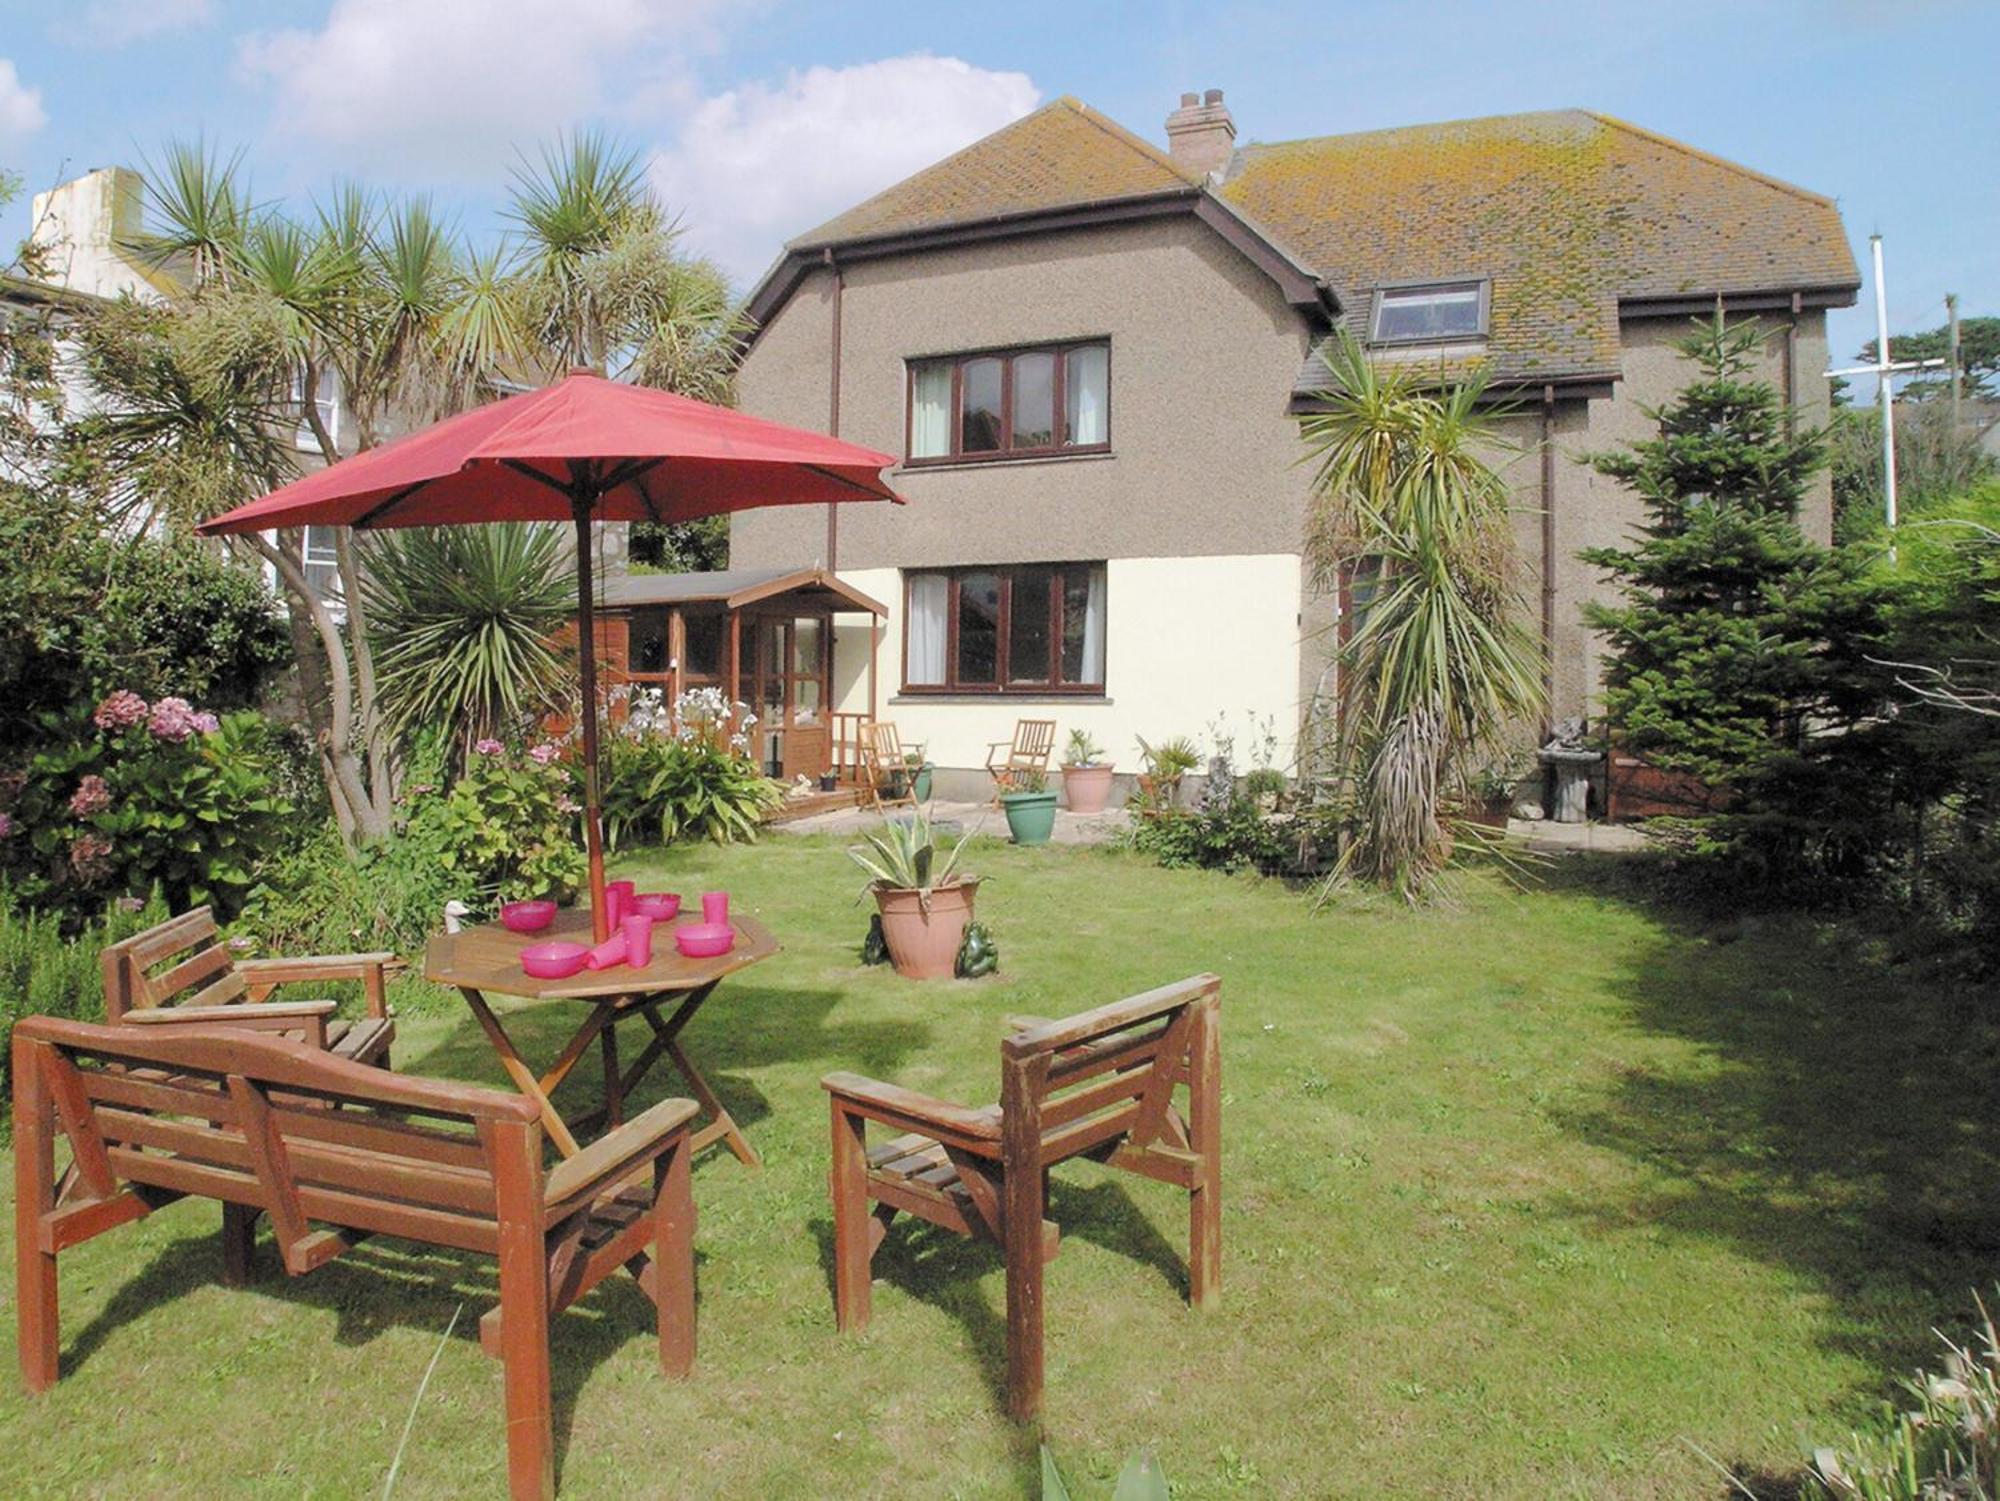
[
  {"x1": 674, "y1": 922, "x2": 736, "y2": 958},
  {"x1": 633, "y1": 892, "x2": 681, "y2": 920},
  {"x1": 520, "y1": 941, "x2": 589, "y2": 979},
  {"x1": 500, "y1": 900, "x2": 556, "y2": 933}
]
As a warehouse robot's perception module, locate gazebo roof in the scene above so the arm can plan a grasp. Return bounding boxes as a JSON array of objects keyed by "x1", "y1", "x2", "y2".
[{"x1": 600, "y1": 566, "x2": 887, "y2": 616}]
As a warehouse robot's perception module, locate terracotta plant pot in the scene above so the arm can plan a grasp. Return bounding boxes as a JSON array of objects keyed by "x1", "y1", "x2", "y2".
[
  {"x1": 872, "y1": 879, "x2": 980, "y2": 980},
  {"x1": 1061, "y1": 762, "x2": 1115, "y2": 814}
]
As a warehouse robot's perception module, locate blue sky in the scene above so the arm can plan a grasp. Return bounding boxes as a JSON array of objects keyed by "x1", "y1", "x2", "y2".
[{"x1": 2, "y1": 0, "x2": 1993, "y2": 376}]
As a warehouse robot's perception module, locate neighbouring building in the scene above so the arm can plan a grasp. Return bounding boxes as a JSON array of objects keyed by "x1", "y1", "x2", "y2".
[{"x1": 710, "y1": 92, "x2": 1857, "y2": 797}]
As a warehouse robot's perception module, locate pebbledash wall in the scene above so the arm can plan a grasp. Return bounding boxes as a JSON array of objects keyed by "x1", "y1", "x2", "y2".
[{"x1": 731, "y1": 213, "x2": 1838, "y2": 782}]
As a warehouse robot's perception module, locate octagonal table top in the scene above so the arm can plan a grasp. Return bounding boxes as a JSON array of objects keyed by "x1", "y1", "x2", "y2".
[{"x1": 423, "y1": 905, "x2": 779, "y2": 1001}]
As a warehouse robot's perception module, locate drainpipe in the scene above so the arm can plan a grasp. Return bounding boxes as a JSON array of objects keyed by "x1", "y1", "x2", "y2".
[
  {"x1": 1783, "y1": 290, "x2": 1801, "y2": 437},
  {"x1": 1540, "y1": 382, "x2": 1557, "y2": 734},
  {"x1": 824, "y1": 248, "x2": 843, "y2": 570}
]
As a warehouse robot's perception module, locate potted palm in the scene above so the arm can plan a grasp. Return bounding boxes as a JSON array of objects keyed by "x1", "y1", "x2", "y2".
[
  {"x1": 999, "y1": 768, "x2": 1059, "y2": 846},
  {"x1": 847, "y1": 812, "x2": 979, "y2": 979},
  {"x1": 1135, "y1": 735, "x2": 1201, "y2": 815},
  {"x1": 1059, "y1": 728, "x2": 1115, "y2": 813}
]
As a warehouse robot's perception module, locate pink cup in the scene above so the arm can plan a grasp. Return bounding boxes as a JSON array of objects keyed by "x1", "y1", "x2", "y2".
[
  {"x1": 605, "y1": 879, "x2": 636, "y2": 927},
  {"x1": 701, "y1": 890, "x2": 729, "y2": 925},
  {"x1": 622, "y1": 913, "x2": 654, "y2": 968},
  {"x1": 583, "y1": 936, "x2": 629, "y2": 971}
]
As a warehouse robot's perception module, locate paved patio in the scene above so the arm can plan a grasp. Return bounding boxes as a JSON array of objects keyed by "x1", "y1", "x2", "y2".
[{"x1": 769, "y1": 797, "x2": 1649, "y2": 855}]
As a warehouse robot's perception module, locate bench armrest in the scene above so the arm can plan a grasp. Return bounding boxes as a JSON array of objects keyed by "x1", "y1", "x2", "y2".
[
  {"x1": 236, "y1": 952, "x2": 401, "y2": 1017},
  {"x1": 126, "y1": 999, "x2": 335, "y2": 1048},
  {"x1": 822, "y1": 1070, "x2": 1002, "y2": 1152},
  {"x1": 543, "y1": 1096, "x2": 701, "y2": 1223}
]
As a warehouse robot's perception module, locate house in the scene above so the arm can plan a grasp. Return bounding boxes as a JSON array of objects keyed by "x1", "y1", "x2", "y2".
[{"x1": 714, "y1": 91, "x2": 1857, "y2": 798}]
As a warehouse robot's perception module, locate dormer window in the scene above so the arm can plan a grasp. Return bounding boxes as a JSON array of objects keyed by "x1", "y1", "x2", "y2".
[{"x1": 1370, "y1": 282, "x2": 1487, "y2": 343}]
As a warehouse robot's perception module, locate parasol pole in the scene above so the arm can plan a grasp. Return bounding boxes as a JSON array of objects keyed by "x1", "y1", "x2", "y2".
[{"x1": 571, "y1": 492, "x2": 610, "y2": 943}]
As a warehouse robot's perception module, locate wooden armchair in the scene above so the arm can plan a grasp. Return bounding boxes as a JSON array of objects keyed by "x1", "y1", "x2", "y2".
[
  {"x1": 823, "y1": 974, "x2": 1221, "y2": 1420},
  {"x1": 860, "y1": 719, "x2": 919, "y2": 812},
  {"x1": 984, "y1": 718, "x2": 1056, "y2": 803},
  {"x1": 100, "y1": 906, "x2": 397, "y2": 1068},
  {"x1": 14, "y1": 1016, "x2": 700, "y2": 1501}
]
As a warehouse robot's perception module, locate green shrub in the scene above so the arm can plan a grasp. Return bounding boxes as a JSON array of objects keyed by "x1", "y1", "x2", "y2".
[
  {"x1": 1124, "y1": 798, "x2": 1295, "y2": 875},
  {"x1": 240, "y1": 819, "x2": 462, "y2": 959},
  {"x1": 0, "y1": 885, "x2": 168, "y2": 1112},
  {"x1": 601, "y1": 688, "x2": 782, "y2": 848},
  {"x1": 2, "y1": 696, "x2": 291, "y2": 921},
  {"x1": 1802, "y1": 1291, "x2": 2000, "y2": 1498},
  {"x1": 430, "y1": 741, "x2": 588, "y2": 905}
]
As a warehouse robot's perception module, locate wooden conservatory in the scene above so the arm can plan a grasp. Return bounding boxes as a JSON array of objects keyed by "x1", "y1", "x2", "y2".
[{"x1": 593, "y1": 566, "x2": 887, "y2": 786}]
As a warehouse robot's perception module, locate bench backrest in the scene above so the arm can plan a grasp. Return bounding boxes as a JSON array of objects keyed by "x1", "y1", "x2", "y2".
[
  {"x1": 100, "y1": 907, "x2": 242, "y2": 1022},
  {"x1": 12, "y1": 1016, "x2": 544, "y2": 1265},
  {"x1": 1000, "y1": 973, "x2": 1220, "y2": 1168}
]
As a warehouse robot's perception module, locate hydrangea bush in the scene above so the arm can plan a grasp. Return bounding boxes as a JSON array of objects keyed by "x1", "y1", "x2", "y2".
[{"x1": 0, "y1": 691, "x2": 290, "y2": 919}]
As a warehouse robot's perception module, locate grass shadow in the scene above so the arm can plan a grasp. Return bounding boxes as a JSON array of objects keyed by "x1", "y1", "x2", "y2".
[
  {"x1": 55, "y1": 1214, "x2": 693, "y2": 1489},
  {"x1": 1531, "y1": 856, "x2": 2000, "y2": 1481}
]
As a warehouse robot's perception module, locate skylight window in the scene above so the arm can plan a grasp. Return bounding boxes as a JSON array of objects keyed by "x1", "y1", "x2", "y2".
[{"x1": 1371, "y1": 282, "x2": 1486, "y2": 343}]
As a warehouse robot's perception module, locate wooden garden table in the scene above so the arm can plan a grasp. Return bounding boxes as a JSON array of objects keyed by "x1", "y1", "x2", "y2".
[{"x1": 424, "y1": 907, "x2": 779, "y2": 1163}]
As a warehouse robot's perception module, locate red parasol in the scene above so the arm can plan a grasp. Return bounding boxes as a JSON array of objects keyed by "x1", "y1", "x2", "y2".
[{"x1": 200, "y1": 369, "x2": 903, "y2": 940}]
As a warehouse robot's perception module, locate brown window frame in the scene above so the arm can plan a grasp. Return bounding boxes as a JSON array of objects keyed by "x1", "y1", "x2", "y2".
[
  {"x1": 900, "y1": 563, "x2": 1107, "y2": 695},
  {"x1": 904, "y1": 339, "x2": 1112, "y2": 466}
]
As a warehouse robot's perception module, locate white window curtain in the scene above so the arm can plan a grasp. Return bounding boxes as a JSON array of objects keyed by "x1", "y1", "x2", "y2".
[
  {"x1": 1080, "y1": 567, "x2": 1107, "y2": 683},
  {"x1": 1065, "y1": 346, "x2": 1108, "y2": 446},
  {"x1": 906, "y1": 573, "x2": 948, "y2": 684},
  {"x1": 910, "y1": 364, "x2": 951, "y2": 458}
]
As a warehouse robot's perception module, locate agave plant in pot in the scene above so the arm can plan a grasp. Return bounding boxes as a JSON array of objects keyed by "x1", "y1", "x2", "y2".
[
  {"x1": 848, "y1": 812, "x2": 980, "y2": 979},
  {"x1": 1059, "y1": 728, "x2": 1115, "y2": 814}
]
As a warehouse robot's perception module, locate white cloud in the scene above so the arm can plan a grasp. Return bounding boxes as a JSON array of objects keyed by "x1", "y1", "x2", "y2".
[
  {"x1": 235, "y1": 0, "x2": 726, "y2": 178},
  {"x1": 52, "y1": 0, "x2": 216, "y2": 48},
  {"x1": 0, "y1": 59, "x2": 46, "y2": 151},
  {"x1": 649, "y1": 56, "x2": 1040, "y2": 287}
]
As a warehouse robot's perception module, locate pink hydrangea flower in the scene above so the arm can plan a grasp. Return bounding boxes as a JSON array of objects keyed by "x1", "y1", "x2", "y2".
[
  {"x1": 474, "y1": 738, "x2": 505, "y2": 757},
  {"x1": 147, "y1": 697, "x2": 200, "y2": 743},
  {"x1": 116, "y1": 896, "x2": 145, "y2": 913},
  {"x1": 68, "y1": 775, "x2": 111, "y2": 818},
  {"x1": 527, "y1": 743, "x2": 560, "y2": 765},
  {"x1": 69, "y1": 832, "x2": 114, "y2": 882},
  {"x1": 93, "y1": 690, "x2": 148, "y2": 731},
  {"x1": 191, "y1": 711, "x2": 220, "y2": 735},
  {"x1": 555, "y1": 795, "x2": 581, "y2": 815},
  {"x1": 0, "y1": 812, "x2": 13, "y2": 838}
]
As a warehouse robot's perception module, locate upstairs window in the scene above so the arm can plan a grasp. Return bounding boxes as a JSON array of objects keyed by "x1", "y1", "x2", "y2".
[
  {"x1": 290, "y1": 364, "x2": 341, "y2": 453},
  {"x1": 1370, "y1": 282, "x2": 1486, "y2": 343},
  {"x1": 907, "y1": 341, "x2": 1110, "y2": 464},
  {"x1": 302, "y1": 525, "x2": 343, "y2": 604}
]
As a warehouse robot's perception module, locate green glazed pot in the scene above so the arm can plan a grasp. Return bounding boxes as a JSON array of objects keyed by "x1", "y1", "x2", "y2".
[{"x1": 1001, "y1": 789, "x2": 1058, "y2": 846}]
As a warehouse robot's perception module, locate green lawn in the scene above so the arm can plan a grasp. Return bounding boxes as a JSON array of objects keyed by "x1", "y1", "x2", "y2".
[{"x1": 3, "y1": 837, "x2": 1993, "y2": 1498}]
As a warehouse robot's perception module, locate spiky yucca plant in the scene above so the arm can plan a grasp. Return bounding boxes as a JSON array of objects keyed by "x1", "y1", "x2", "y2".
[
  {"x1": 1299, "y1": 332, "x2": 1545, "y2": 901},
  {"x1": 361, "y1": 523, "x2": 576, "y2": 761},
  {"x1": 846, "y1": 812, "x2": 977, "y2": 911}
]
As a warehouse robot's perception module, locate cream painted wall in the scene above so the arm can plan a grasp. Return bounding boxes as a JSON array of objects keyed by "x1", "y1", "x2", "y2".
[{"x1": 832, "y1": 555, "x2": 1303, "y2": 774}]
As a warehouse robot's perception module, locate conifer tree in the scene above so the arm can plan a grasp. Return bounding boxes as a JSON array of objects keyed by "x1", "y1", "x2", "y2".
[{"x1": 1581, "y1": 314, "x2": 1895, "y2": 869}]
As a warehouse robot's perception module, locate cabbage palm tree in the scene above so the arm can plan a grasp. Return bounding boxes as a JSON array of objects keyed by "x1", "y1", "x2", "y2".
[{"x1": 1300, "y1": 332, "x2": 1545, "y2": 899}]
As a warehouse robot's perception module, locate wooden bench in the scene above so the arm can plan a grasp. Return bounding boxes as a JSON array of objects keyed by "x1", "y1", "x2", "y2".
[
  {"x1": 13, "y1": 1016, "x2": 699, "y2": 1501},
  {"x1": 101, "y1": 907, "x2": 397, "y2": 1067},
  {"x1": 823, "y1": 973, "x2": 1221, "y2": 1420}
]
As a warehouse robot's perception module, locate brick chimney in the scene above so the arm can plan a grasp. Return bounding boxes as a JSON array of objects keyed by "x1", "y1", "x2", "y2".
[{"x1": 1165, "y1": 89, "x2": 1236, "y2": 181}]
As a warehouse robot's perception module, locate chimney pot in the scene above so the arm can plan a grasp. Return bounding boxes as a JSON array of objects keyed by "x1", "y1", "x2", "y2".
[{"x1": 1165, "y1": 87, "x2": 1237, "y2": 182}]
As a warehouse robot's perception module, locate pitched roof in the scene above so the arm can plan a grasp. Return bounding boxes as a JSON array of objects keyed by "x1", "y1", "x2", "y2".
[
  {"x1": 1223, "y1": 109, "x2": 1858, "y2": 386},
  {"x1": 790, "y1": 97, "x2": 1198, "y2": 250},
  {"x1": 766, "y1": 103, "x2": 1857, "y2": 387}
]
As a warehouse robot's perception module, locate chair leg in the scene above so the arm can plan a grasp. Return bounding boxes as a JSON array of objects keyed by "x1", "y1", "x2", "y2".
[
  {"x1": 221, "y1": 1203, "x2": 261, "y2": 1287},
  {"x1": 654, "y1": 1137, "x2": 695, "y2": 1379},
  {"x1": 1187, "y1": 998, "x2": 1223, "y2": 1311},
  {"x1": 492, "y1": 1126, "x2": 554, "y2": 1501},
  {"x1": 1003, "y1": 1162, "x2": 1047, "y2": 1422},
  {"x1": 829, "y1": 1099, "x2": 872, "y2": 1332},
  {"x1": 15, "y1": 1048, "x2": 59, "y2": 1394}
]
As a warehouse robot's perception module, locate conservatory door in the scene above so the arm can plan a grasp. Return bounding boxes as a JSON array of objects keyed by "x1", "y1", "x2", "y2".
[{"x1": 742, "y1": 614, "x2": 829, "y2": 782}]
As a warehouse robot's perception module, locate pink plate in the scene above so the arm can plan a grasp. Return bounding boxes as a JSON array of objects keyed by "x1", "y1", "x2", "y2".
[
  {"x1": 633, "y1": 892, "x2": 681, "y2": 920},
  {"x1": 501, "y1": 899, "x2": 557, "y2": 933},
  {"x1": 520, "y1": 941, "x2": 589, "y2": 979},
  {"x1": 674, "y1": 922, "x2": 736, "y2": 958}
]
